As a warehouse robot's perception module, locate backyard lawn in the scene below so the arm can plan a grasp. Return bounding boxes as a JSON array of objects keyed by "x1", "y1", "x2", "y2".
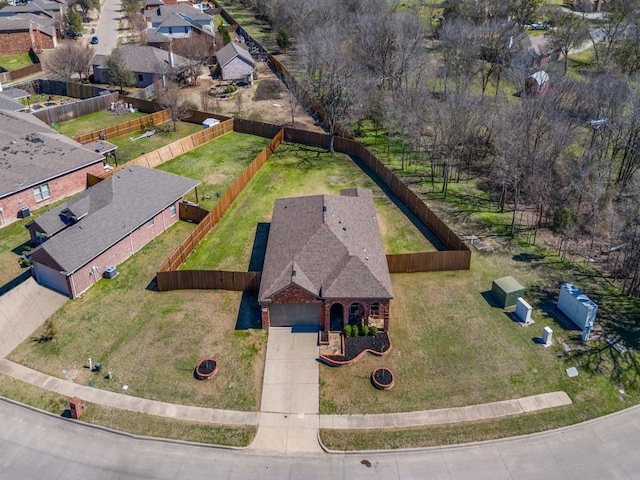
[
  {"x1": 0, "y1": 54, "x2": 33, "y2": 71},
  {"x1": 156, "y1": 131, "x2": 271, "y2": 211},
  {"x1": 54, "y1": 110, "x2": 148, "y2": 138},
  {"x1": 108, "y1": 121, "x2": 203, "y2": 164},
  {"x1": 180, "y1": 142, "x2": 436, "y2": 271},
  {"x1": 8, "y1": 220, "x2": 267, "y2": 412}
]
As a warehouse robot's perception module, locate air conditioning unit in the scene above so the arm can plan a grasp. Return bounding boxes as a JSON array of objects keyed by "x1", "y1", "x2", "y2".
[
  {"x1": 20, "y1": 205, "x2": 31, "y2": 218},
  {"x1": 103, "y1": 265, "x2": 118, "y2": 279}
]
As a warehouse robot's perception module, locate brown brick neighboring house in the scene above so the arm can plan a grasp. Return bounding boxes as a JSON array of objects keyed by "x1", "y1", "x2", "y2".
[
  {"x1": 0, "y1": 110, "x2": 105, "y2": 227},
  {"x1": 27, "y1": 165, "x2": 199, "y2": 298},
  {"x1": 0, "y1": 14, "x2": 58, "y2": 54},
  {"x1": 258, "y1": 188, "x2": 393, "y2": 331}
]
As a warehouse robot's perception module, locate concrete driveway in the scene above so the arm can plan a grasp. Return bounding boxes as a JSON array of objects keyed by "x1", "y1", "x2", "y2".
[
  {"x1": 250, "y1": 327, "x2": 322, "y2": 454},
  {"x1": 0, "y1": 277, "x2": 67, "y2": 358}
]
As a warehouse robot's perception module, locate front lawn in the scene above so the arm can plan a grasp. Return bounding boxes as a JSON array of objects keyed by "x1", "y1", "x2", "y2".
[
  {"x1": 53, "y1": 110, "x2": 148, "y2": 138},
  {"x1": 0, "y1": 54, "x2": 33, "y2": 71},
  {"x1": 108, "y1": 121, "x2": 203, "y2": 164},
  {"x1": 156, "y1": 131, "x2": 271, "y2": 211},
  {"x1": 180, "y1": 142, "x2": 436, "y2": 271},
  {"x1": 8, "y1": 220, "x2": 267, "y2": 411}
]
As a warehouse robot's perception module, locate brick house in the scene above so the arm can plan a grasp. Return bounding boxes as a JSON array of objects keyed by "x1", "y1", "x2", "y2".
[
  {"x1": 0, "y1": 14, "x2": 58, "y2": 54},
  {"x1": 0, "y1": 0, "x2": 64, "y2": 19},
  {"x1": 0, "y1": 110, "x2": 104, "y2": 227},
  {"x1": 258, "y1": 188, "x2": 393, "y2": 331},
  {"x1": 27, "y1": 166, "x2": 198, "y2": 298},
  {"x1": 215, "y1": 42, "x2": 255, "y2": 81}
]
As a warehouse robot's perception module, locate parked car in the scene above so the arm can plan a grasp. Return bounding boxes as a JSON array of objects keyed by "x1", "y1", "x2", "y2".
[
  {"x1": 529, "y1": 22, "x2": 550, "y2": 30},
  {"x1": 90, "y1": 36, "x2": 99, "y2": 44}
]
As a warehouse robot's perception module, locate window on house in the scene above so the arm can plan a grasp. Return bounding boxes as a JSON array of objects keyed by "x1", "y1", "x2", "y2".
[
  {"x1": 170, "y1": 204, "x2": 177, "y2": 217},
  {"x1": 147, "y1": 218, "x2": 154, "y2": 227},
  {"x1": 138, "y1": 74, "x2": 143, "y2": 82},
  {"x1": 33, "y1": 183, "x2": 50, "y2": 202},
  {"x1": 370, "y1": 302, "x2": 380, "y2": 316}
]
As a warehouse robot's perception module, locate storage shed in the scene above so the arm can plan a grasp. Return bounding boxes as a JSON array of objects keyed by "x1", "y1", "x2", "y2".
[
  {"x1": 202, "y1": 117, "x2": 220, "y2": 129},
  {"x1": 557, "y1": 283, "x2": 597, "y2": 330},
  {"x1": 491, "y1": 276, "x2": 525, "y2": 308}
]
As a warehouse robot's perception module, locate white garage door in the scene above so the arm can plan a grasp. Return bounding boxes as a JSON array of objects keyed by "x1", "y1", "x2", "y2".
[
  {"x1": 269, "y1": 304, "x2": 320, "y2": 329},
  {"x1": 32, "y1": 263, "x2": 70, "y2": 296}
]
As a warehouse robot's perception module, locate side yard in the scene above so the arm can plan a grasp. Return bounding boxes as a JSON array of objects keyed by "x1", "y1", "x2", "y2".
[
  {"x1": 8, "y1": 219, "x2": 267, "y2": 412},
  {"x1": 53, "y1": 110, "x2": 148, "y2": 138}
]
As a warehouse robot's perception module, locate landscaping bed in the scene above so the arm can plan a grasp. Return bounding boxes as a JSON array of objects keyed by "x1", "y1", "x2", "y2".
[{"x1": 320, "y1": 332, "x2": 391, "y2": 367}]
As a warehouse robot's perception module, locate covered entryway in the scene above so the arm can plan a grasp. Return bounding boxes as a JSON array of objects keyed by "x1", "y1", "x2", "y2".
[
  {"x1": 269, "y1": 303, "x2": 320, "y2": 328},
  {"x1": 329, "y1": 303, "x2": 344, "y2": 331}
]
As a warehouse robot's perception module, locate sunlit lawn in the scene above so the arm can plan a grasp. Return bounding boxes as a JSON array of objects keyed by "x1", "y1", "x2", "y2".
[
  {"x1": 0, "y1": 54, "x2": 33, "y2": 71},
  {"x1": 54, "y1": 110, "x2": 148, "y2": 138}
]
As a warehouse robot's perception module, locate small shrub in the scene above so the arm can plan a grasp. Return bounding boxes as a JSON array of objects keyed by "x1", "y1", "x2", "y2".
[
  {"x1": 351, "y1": 324, "x2": 359, "y2": 337},
  {"x1": 362, "y1": 325, "x2": 369, "y2": 336},
  {"x1": 370, "y1": 325, "x2": 378, "y2": 336},
  {"x1": 343, "y1": 324, "x2": 352, "y2": 337}
]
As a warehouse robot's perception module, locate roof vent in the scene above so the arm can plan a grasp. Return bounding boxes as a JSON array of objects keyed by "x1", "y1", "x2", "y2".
[
  {"x1": 364, "y1": 256, "x2": 369, "y2": 261},
  {"x1": 322, "y1": 205, "x2": 327, "y2": 212}
]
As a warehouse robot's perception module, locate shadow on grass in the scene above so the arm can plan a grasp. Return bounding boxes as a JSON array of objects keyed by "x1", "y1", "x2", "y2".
[
  {"x1": 481, "y1": 290, "x2": 500, "y2": 308},
  {"x1": 235, "y1": 291, "x2": 260, "y2": 330},
  {"x1": 146, "y1": 276, "x2": 158, "y2": 292},
  {"x1": 248, "y1": 222, "x2": 269, "y2": 272},
  {"x1": 11, "y1": 240, "x2": 33, "y2": 257},
  {"x1": 0, "y1": 270, "x2": 31, "y2": 297},
  {"x1": 513, "y1": 252, "x2": 546, "y2": 263},
  {"x1": 349, "y1": 154, "x2": 447, "y2": 251}
]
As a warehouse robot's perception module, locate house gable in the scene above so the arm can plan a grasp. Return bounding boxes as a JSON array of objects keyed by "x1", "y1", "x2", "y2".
[{"x1": 271, "y1": 283, "x2": 319, "y2": 304}]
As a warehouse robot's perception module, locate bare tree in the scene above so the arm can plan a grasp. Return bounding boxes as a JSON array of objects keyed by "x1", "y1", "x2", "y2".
[
  {"x1": 154, "y1": 80, "x2": 191, "y2": 131},
  {"x1": 545, "y1": 9, "x2": 590, "y2": 75},
  {"x1": 44, "y1": 42, "x2": 94, "y2": 81},
  {"x1": 438, "y1": 19, "x2": 481, "y2": 94},
  {"x1": 173, "y1": 35, "x2": 215, "y2": 85}
]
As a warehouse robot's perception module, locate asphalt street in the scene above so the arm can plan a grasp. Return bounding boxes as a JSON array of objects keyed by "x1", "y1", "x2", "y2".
[
  {"x1": 2, "y1": 396, "x2": 640, "y2": 479},
  {"x1": 92, "y1": 0, "x2": 122, "y2": 56}
]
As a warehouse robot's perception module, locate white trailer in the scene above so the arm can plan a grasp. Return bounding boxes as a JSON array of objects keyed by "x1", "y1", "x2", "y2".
[{"x1": 558, "y1": 283, "x2": 597, "y2": 332}]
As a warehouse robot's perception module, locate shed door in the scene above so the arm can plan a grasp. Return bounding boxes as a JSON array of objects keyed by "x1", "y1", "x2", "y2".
[
  {"x1": 33, "y1": 263, "x2": 70, "y2": 296},
  {"x1": 269, "y1": 304, "x2": 319, "y2": 328}
]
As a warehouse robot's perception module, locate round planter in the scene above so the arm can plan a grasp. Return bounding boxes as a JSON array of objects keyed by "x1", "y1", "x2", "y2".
[
  {"x1": 195, "y1": 358, "x2": 218, "y2": 380},
  {"x1": 371, "y1": 367, "x2": 395, "y2": 390}
]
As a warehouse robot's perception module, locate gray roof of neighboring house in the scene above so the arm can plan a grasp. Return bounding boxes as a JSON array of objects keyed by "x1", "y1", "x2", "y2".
[
  {"x1": 28, "y1": 165, "x2": 199, "y2": 273},
  {"x1": 0, "y1": 109, "x2": 104, "y2": 199},
  {"x1": 0, "y1": 13, "x2": 57, "y2": 35},
  {"x1": 0, "y1": 0, "x2": 62, "y2": 17},
  {"x1": 145, "y1": 3, "x2": 212, "y2": 24},
  {"x1": 146, "y1": 28, "x2": 170, "y2": 43},
  {"x1": 258, "y1": 188, "x2": 393, "y2": 302},
  {"x1": 157, "y1": 12, "x2": 192, "y2": 28},
  {"x1": 0, "y1": 95, "x2": 27, "y2": 111},
  {"x1": 145, "y1": 0, "x2": 164, "y2": 5},
  {"x1": 1, "y1": 87, "x2": 30, "y2": 99},
  {"x1": 92, "y1": 45, "x2": 190, "y2": 75},
  {"x1": 216, "y1": 42, "x2": 255, "y2": 69}
]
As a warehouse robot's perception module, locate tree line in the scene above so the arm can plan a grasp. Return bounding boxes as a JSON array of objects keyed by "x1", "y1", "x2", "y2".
[{"x1": 232, "y1": 0, "x2": 640, "y2": 296}]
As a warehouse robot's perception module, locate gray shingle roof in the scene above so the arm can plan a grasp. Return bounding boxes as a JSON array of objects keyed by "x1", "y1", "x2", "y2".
[
  {"x1": 29, "y1": 166, "x2": 199, "y2": 273},
  {"x1": 0, "y1": 0, "x2": 61, "y2": 17},
  {"x1": 93, "y1": 45, "x2": 190, "y2": 75},
  {"x1": 0, "y1": 95, "x2": 27, "y2": 111},
  {"x1": 146, "y1": 28, "x2": 170, "y2": 43},
  {"x1": 0, "y1": 110, "x2": 104, "y2": 199},
  {"x1": 215, "y1": 42, "x2": 255, "y2": 69},
  {"x1": 0, "y1": 13, "x2": 57, "y2": 35},
  {"x1": 0, "y1": 87, "x2": 30, "y2": 99},
  {"x1": 145, "y1": 3, "x2": 212, "y2": 24},
  {"x1": 258, "y1": 189, "x2": 393, "y2": 302}
]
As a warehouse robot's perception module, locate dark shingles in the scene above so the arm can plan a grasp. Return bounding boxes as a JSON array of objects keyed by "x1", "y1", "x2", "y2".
[
  {"x1": 258, "y1": 189, "x2": 393, "y2": 303},
  {"x1": 215, "y1": 42, "x2": 255, "y2": 69},
  {"x1": 29, "y1": 166, "x2": 199, "y2": 273}
]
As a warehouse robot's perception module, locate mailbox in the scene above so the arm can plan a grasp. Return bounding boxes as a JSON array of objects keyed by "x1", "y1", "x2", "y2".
[{"x1": 69, "y1": 397, "x2": 83, "y2": 419}]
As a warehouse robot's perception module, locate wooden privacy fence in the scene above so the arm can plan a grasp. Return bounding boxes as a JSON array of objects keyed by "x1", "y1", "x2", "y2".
[
  {"x1": 156, "y1": 270, "x2": 261, "y2": 292},
  {"x1": 179, "y1": 202, "x2": 209, "y2": 223},
  {"x1": 72, "y1": 110, "x2": 171, "y2": 144},
  {"x1": 86, "y1": 118, "x2": 234, "y2": 186},
  {"x1": 156, "y1": 128, "x2": 285, "y2": 290},
  {"x1": 387, "y1": 251, "x2": 471, "y2": 273},
  {"x1": 32, "y1": 92, "x2": 119, "y2": 125},
  {"x1": 31, "y1": 80, "x2": 111, "y2": 99},
  {"x1": 0, "y1": 63, "x2": 42, "y2": 83}
]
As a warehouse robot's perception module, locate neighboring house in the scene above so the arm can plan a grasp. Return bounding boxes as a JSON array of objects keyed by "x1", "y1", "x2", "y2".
[
  {"x1": 574, "y1": 0, "x2": 605, "y2": 12},
  {"x1": 0, "y1": 14, "x2": 58, "y2": 54},
  {"x1": 215, "y1": 42, "x2": 255, "y2": 81},
  {"x1": 145, "y1": 3, "x2": 215, "y2": 50},
  {"x1": 0, "y1": 109, "x2": 105, "y2": 226},
  {"x1": 27, "y1": 165, "x2": 199, "y2": 298},
  {"x1": 92, "y1": 44, "x2": 190, "y2": 87},
  {"x1": 0, "y1": 86, "x2": 30, "y2": 112},
  {"x1": 525, "y1": 70, "x2": 549, "y2": 97},
  {"x1": 258, "y1": 188, "x2": 393, "y2": 331},
  {"x1": 0, "y1": 0, "x2": 64, "y2": 18}
]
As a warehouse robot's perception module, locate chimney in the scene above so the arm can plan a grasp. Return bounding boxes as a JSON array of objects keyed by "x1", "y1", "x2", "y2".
[{"x1": 168, "y1": 44, "x2": 174, "y2": 68}]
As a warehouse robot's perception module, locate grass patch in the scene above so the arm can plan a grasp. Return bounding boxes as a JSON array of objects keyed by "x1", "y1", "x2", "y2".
[
  {"x1": 180, "y1": 142, "x2": 436, "y2": 270},
  {"x1": 0, "y1": 374, "x2": 254, "y2": 446},
  {"x1": 156, "y1": 131, "x2": 271, "y2": 211},
  {"x1": 8, "y1": 220, "x2": 267, "y2": 411},
  {"x1": 109, "y1": 121, "x2": 203, "y2": 164},
  {"x1": 0, "y1": 54, "x2": 33, "y2": 71},
  {"x1": 53, "y1": 110, "x2": 148, "y2": 138}
]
